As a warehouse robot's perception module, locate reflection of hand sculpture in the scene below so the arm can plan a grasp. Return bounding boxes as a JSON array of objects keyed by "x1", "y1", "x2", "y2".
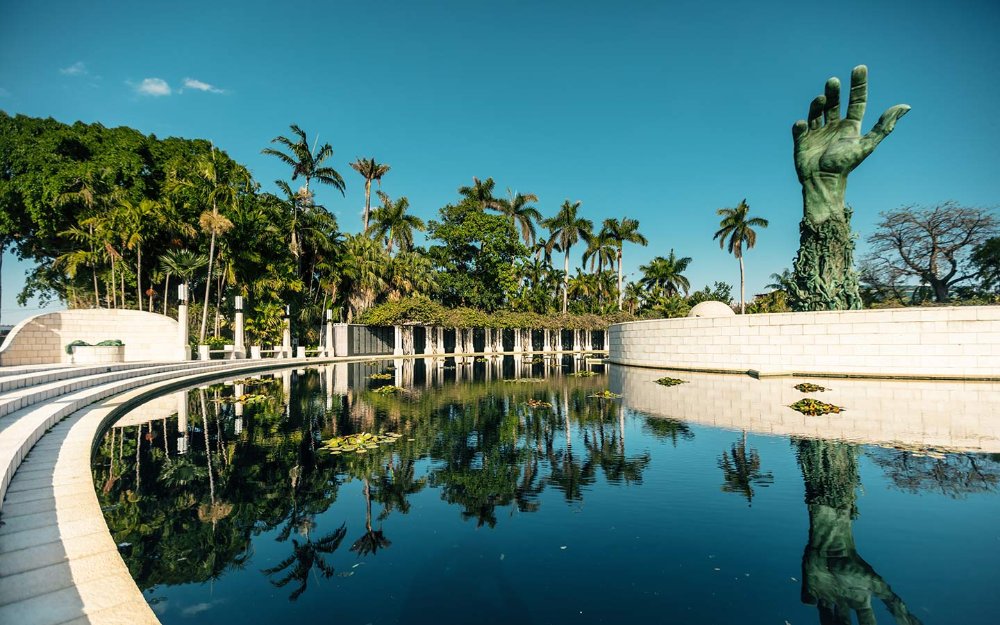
[
  {"x1": 789, "y1": 66, "x2": 910, "y2": 311},
  {"x1": 797, "y1": 440, "x2": 923, "y2": 624}
]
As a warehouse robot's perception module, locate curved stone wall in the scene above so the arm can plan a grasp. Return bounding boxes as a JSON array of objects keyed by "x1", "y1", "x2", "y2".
[
  {"x1": 608, "y1": 306, "x2": 1000, "y2": 379},
  {"x1": 0, "y1": 309, "x2": 182, "y2": 365}
]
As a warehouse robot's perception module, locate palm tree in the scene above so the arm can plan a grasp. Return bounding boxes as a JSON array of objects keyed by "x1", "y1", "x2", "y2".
[
  {"x1": 602, "y1": 218, "x2": 648, "y2": 310},
  {"x1": 262, "y1": 524, "x2": 348, "y2": 600},
  {"x1": 160, "y1": 249, "x2": 208, "y2": 312},
  {"x1": 718, "y1": 432, "x2": 774, "y2": 506},
  {"x1": 767, "y1": 268, "x2": 795, "y2": 293},
  {"x1": 367, "y1": 191, "x2": 425, "y2": 255},
  {"x1": 349, "y1": 157, "x2": 390, "y2": 232},
  {"x1": 492, "y1": 189, "x2": 541, "y2": 247},
  {"x1": 264, "y1": 124, "x2": 346, "y2": 199},
  {"x1": 543, "y1": 200, "x2": 593, "y2": 313},
  {"x1": 639, "y1": 250, "x2": 692, "y2": 297},
  {"x1": 458, "y1": 177, "x2": 498, "y2": 210},
  {"x1": 582, "y1": 229, "x2": 616, "y2": 275},
  {"x1": 713, "y1": 199, "x2": 769, "y2": 314}
]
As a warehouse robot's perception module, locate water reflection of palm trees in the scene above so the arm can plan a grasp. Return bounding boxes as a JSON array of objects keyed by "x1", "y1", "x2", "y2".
[
  {"x1": 718, "y1": 431, "x2": 773, "y2": 506},
  {"x1": 262, "y1": 524, "x2": 348, "y2": 600},
  {"x1": 796, "y1": 439, "x2": 923, "y2": 624}
]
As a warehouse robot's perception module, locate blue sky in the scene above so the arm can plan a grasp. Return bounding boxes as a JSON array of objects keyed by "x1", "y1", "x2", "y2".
[{"x1": 1, "y1": 0, "x2": 998, "y2": 323}]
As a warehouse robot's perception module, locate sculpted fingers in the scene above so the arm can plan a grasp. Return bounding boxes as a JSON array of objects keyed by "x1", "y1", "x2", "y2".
[
  {"x1": 846, "y1": 65, "x2": 868, "y2": 122},
  {"x1": 824, "y1": 77, "x2": 841, "y2": 123},
  {"x1": 808, "y1": 95, "x2": 826, "y2": 130}
]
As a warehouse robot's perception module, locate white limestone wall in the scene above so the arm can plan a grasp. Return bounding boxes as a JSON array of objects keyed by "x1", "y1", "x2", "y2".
[
  {"x1": 608, "y1": 306, "x2": 1000, "y2": 379},
  {"x1": 0, "y1": 309, "x2": 182, "y2": 365}
]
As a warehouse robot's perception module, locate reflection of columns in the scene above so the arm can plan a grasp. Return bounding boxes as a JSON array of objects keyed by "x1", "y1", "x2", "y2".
[
  {"x1": 282, "y1": 370, "x2": 292, "y2": 413},
  {"x1": 234, "y1": 382, "x2": 245, "y2": 434},
  {"x1": 394, "y1": 325, "x2": 404, "y2": 356},
  {"x1": 282, "y1": 306, "x2": 292, "y2": 358},
  {"x1": 325, "y1": 309, "x2": 334, "y2": 357},
  {"x1": 333, "y1": 363, "x2": 349, "y2": 394},
  {"x1": 234, "y1": 296, "x2": 245, "y2": 359},
  {"x1": 177, "y1": 284, "x2": 189, "y2": 361},
  {"x1": 176, "y1": 390, "x2": 189, "y2": 454},
  {"x1": 394, "y1": 358, "x2": 405, "y2": 385},
  {"x1": 325, "y1": 365, "x2": 334, "y2": 411}
]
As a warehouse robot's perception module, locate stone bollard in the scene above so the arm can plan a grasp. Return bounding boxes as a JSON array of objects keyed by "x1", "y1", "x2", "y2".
[
  {"x1": 250, "y1": 345, "x2": 262, "y2": 359},
  {"x1": 296, "y1": 346, "x2": 306, "y2": 359},
  {"x1": 198, "y1": 345, "x2": 210, "y2": 361}
]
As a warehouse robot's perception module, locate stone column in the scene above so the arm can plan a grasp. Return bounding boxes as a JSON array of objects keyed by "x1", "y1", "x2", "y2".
[
  {"x1": 543, "y1": 329, "x2": 550, "y2": 353},
  {"x1": 573, "y1": 329, "x2": 581, "y2": 352},
  {"x1": 393, "y1": 325, "x2": 404, "y2": 356},
  {"x1": 424, "y1": 326, "x2": 434, "y2": 355},
  {"x1": 176, "y1": 284, "x2": 189, "y2": 361},
  {"x1": 233, "y1": 296, "x2": 246, "y2": 359},
  {"x1": 437, "y1": 327, "x2": 444, "y2": 358},
  {"x1": 282, "y1": 306, "x2": 292, "y2": 358},
  {"x1": 483, "y1": 328, "x2": 494, "y2": 354},
  {"x1": 325, "y1": 309, "x2": 334, "y2": 357}
]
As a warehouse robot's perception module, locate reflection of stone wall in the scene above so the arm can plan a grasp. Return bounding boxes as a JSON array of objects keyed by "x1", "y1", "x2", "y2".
[
  {"x1": 608, "y1": 306, "x2": 1000, "y2": 379},
  {"x1": 0, "y1": 309, "x2": 181, "y2": 365},
  {"x1": 609, "y1": 365, "x2": 1000, "y2": 452}
]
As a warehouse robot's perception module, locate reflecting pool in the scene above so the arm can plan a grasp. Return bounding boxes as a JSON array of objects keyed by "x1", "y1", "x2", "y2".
[{"x1": 93, "y1": 357, "x2": 1000, "y2": 624}]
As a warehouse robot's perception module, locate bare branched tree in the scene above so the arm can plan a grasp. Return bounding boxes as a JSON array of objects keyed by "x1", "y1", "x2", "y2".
[{"x1": 861, "y1": 203, "x2": 998, "y2": 302}]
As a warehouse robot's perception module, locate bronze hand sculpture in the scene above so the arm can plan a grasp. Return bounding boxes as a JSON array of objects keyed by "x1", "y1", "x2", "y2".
[{"x1": 789, "y1": 66, "x2": 910, "y2": 310}]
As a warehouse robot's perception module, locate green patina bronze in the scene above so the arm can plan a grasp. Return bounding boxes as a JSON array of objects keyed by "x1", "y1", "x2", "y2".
[{"x1": 789, "y1": 65, "x2": 910, "y2": 310}]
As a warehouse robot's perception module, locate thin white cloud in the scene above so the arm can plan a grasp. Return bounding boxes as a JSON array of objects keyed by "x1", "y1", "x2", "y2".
[
  {"x1": 60, "y1": 61, "x2": 87, "y2": 76},
  {"x1": 182, "y1": 78, "x2": 226, "y2": 94},
  {"x1": 135, "y1": 78, "x2": 171, "y2": 97}
]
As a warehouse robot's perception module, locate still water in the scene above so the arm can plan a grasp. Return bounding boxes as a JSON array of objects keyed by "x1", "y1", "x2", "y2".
[{"x1": 93, "y1": 357, "x2": 1000, "y2": 624}]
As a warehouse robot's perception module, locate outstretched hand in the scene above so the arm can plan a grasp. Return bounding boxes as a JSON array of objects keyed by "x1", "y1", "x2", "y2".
[{"x1": 793, "y1": 65, "x2": 910, "y2": 183}]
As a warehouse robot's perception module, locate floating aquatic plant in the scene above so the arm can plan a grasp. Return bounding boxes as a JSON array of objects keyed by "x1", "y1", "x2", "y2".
[
  {"x1": 373, "y1": 385, "x2": 404, "y2": 395},
  {"x1": 526, "y1": 399, "x2": 552, "y2": 409},
  {"x1": 230, "y1": 377, "x2": 276, "y2": 387},
  {"x1": 794, "y1": 383, "x2": 828, "y2": 393},
  {"x1": 212, "y1": 393, "x2": 270, "y2": 405},
  {"x1": 655, "y1": 377, "x2": 686, "y2": 387},
  {"x1": 323, "y1": 432, "x2": 401, "y2": 454},
  {"x1": 503, "y1": 378, "x2": 544, "y2": 383},
  {"x1": 588, "y1": 390, "x2": 622, "y2": 399},
  {"x1": 370, "y1": 372, "x2": 393, "y2": 380},
  {"x1": 475, "y1": 357, "x2": 488, "y2": 363},
  {"x1": 569, "y1": 371, "x2": 598, "y2": 377},
  {"x1": 789, "y1": 398, "x2": 844, "y2": 416}
]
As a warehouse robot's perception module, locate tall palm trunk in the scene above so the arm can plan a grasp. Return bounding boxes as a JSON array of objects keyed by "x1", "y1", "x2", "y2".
[
  {"x1": 362, "y1": 179, "x2": 372, "y2": 232},
  {"x1": 739, "y1": 255, "x2": 746, "y2": 314},
  {"x1": 110, "y1": 255, "x2": 117, "y2": 308},
  {"x1": 200, "y1": 198, "x2": 218, "y2": 342},
  {"x1": 563, "y1": 248, "x2": 570, "y2": 314},
  {"x1": 136, "y1": 245, "x2": 143, "y2": 311},
  {"x1": 162, "y1": 273, "x2": 171, "y2": 315},
  {"x1": 617, "y1": 249, "x2": 624, "y2": 311}
]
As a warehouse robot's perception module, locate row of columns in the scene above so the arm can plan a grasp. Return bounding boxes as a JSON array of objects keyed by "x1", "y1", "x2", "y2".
[{"x1": 393, "y1": 326, "x2": 601, "y2": 357}]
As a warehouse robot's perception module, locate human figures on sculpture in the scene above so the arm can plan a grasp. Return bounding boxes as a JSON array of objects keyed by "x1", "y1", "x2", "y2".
[
  {"x1": 796, "y1": 439, "x2": 923, "y2": 624},
  {"x1": 789, "y1": 65, "x2": 910, "y2": 311}
]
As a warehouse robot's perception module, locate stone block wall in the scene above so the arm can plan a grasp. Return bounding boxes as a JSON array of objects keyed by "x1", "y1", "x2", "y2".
[
  {"x1": 608, "y1": 306, "x2": 1000, "y2": 379},
  {"x1": 0, "y1": 309, "x2": 182, "y2": 365}
]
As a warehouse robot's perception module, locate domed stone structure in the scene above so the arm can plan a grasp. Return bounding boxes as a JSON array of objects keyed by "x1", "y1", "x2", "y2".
[{"x1": 688, "y1": 300, "x2": 736, "y2": 318}]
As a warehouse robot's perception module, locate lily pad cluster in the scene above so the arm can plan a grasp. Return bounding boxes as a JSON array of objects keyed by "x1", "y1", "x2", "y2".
[
  {"x1": 373, "y1": 385, "x2": 404, "y2": 395},
  {"x1": 655, "y1": 377, "x2": 686, "y2": 387},
  {"x1": 525, "y1": 399, "x2": 553, "y2": 409},
  {"x1": 475, "y1": 357, "x2": 488, "y2": 363},
  {"x1": 213, "y1": 393, "x2": 270, "y2": 405},
  {"x1": 503, "y1": 378, "x2": 544, "y2": 384},
  {"x1": 230, "y1": 377, "x2": 276, "y2": 387},
  {"x1": 794, "y1": 383, "x2": 828, "y2": 393},
  {"x1": 569, "y1": 371, "x2": 598, "y2": 377},
  {"x1": 789, "y1": 398, "x2": 844, "y2": 416},
  {"x1": 369, "y1": 372, "x2": 393, "y2": 380},
  {"x1": 322, "y1": 432, "x2": 401, "y2": 454},
  {"x1": 588, "y1": 390, "x2": 622, "y2": 399}
]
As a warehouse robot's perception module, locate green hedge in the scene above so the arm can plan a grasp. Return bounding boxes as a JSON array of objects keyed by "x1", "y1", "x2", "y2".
[{"x1": 357, "y1": 297, "x2": 634, "y2": 330}]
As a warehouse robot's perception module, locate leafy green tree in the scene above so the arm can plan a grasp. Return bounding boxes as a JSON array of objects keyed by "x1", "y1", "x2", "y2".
[
  {"x1": 972, "y1": 237, "x2": 1000, "y2": 295},
  {"x1": 543, "y1": 200, "x2": 593, "y2": 313},
  {"x1": 427, "y1": 199, "x2": 528, "y2": 311},
  {"x1": 713, "y1": 199, "x2": 768, "y2": 314}
]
